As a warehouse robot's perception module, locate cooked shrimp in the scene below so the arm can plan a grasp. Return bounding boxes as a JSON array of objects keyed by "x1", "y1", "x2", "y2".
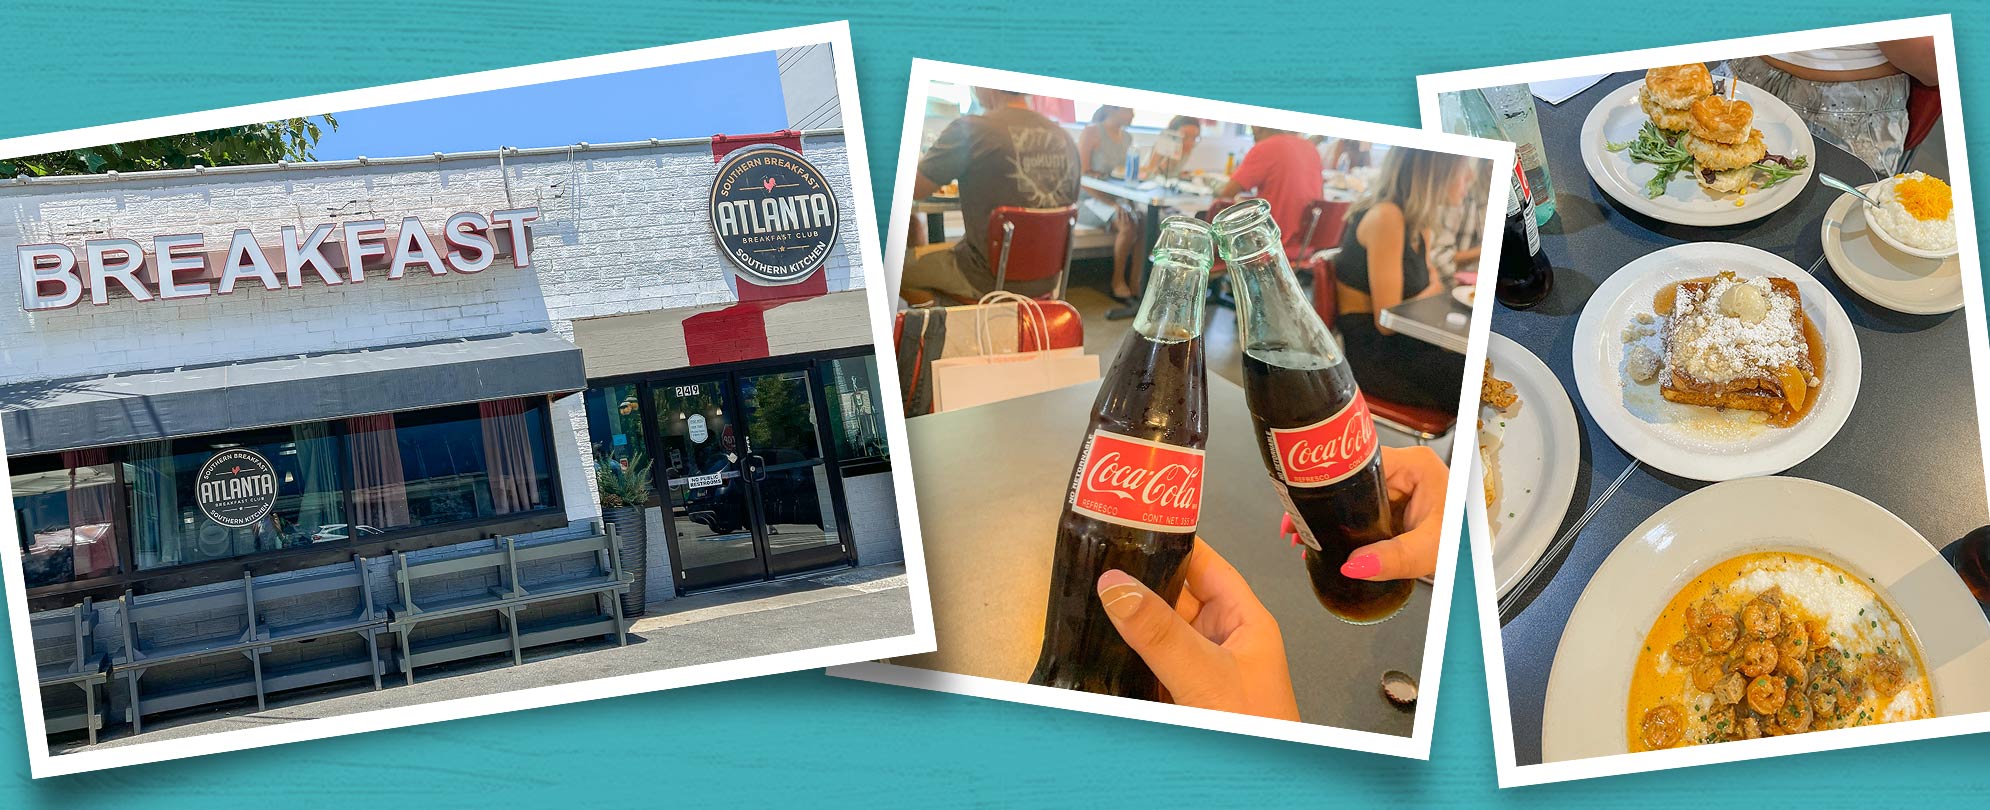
[
  {"x1": 1746, "y1": 675, "x2": 1787, "y2": 716},
  {"x1": 1778, "y1": 623, "x2": 1810, "y2": 663},
  {"x1": 1809, "y1": 677, "x2": 1848, "y2": 723},
  {"x1": 1704, "y1": 613, "x2": 1740, "y2": 652},
  {"x1": 1641, "y1": 704, "x2": 1685, "y2": 750},
  {"x1": 1739, "y1": 640, "x2": 1779, "y2": 678},
  {"x1": 1776, "y1": 655, "x2": 1807, "y2": 685},
  {"x1": 1693, "y1": 657, "x2": 1727, "y2": 691},
  {"x1": 1742, "y1": 598, "x2": 1781, "y2": 640},
  {"x1": 1690, "y1": 599, "x2": 1722, "y2": 634},
  {"x1": 1806, "y1": 619, "x2": 1828, "y2": 648},
  {"x1": 1671, "y1": 635, "x2": 1706, "y2": 665},
  {"x1": 1774, "y1": 691, "x2": 1814, "y2": 734},
  {"x1": 1868, "y1": 652, "x2": 1907, "y2": 699}
]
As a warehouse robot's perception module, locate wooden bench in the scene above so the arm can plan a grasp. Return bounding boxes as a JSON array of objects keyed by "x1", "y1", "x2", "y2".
[
  {"x1": 32, "y1": 598, "x2": 109, "y2": 744},
  {"x1": 113, "y1": 574, "x2": 263, "y2": 733},
  {"x1": 387, "y1": 523, "x2": 630, "y2": 685},
  {"x1": 254, "y1": 556, "x2": 389, "y2": 695}
]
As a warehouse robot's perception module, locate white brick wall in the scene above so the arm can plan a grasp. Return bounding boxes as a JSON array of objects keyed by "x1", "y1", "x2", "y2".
[{"x1": 0, "y1": 133, "x2": 868, "y2": 387}]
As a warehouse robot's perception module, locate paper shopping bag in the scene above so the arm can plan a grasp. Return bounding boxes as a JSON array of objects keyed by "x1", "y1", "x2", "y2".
[{"x1": 930, "y1": 348, "x2": 1100, "y2": 413}]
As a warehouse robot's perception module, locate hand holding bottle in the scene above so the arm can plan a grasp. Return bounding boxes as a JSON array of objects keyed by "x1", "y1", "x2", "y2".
[{"x1": 1095, "y1": 538, "x2": 1301, "y2": 721}]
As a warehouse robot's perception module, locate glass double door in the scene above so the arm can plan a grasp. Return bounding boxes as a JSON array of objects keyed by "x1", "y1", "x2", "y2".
[{"x1": 650, "y1": 365, "x2": 849, "y2": 591}]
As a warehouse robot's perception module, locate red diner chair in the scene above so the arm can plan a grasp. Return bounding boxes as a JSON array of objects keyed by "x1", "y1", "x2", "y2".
[
  {"x1": 944, "y1": 204, "x2": 1078, "y2": 304},
  {"x1": 1897, "y1": 78, "x2": 1942, "y2": 174},
  {"x1": 1294, "y1": 199, "x2": 1352, "y2": 260},
  {"x1": 1307, "y1": 253, "x2": 1457, "y2": 443}
]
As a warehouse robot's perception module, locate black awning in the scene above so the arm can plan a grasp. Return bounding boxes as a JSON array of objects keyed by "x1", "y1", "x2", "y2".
[{"x1": 1, "y1": 331, "x2": 585, "y2": 456}]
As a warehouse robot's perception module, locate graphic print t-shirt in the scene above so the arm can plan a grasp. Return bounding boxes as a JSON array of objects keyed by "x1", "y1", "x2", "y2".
[{"x1": 918, "y1": 104, "x2": 1081, "y2": 295}]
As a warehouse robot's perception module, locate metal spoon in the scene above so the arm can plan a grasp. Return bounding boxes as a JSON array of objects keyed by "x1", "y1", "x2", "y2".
[{"x1": 1819, "y1": 173, "x2": 1880, "y2": 208}]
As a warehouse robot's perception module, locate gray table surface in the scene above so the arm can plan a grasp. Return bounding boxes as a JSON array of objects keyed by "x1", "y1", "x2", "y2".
[
  {"x1": 1495, "y1": 70, "x2": 1987, "y2": 765},
  {"x1": 1379, "y1": 289, "x2": 1471, "y2": 354},
  {"x1": 891, "y1": 375, "x2": 1432, "y2": 736}
]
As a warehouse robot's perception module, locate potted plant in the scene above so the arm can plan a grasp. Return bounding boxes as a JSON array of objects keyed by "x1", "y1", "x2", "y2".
[{"x1": 596, "y1": 454, "x2": 653, "y2": 617}]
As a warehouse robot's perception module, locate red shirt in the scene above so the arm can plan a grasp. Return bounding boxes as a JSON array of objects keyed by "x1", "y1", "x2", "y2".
[{"x1": 1230, "y1": 134, "x2": 1324, "y2": 255}]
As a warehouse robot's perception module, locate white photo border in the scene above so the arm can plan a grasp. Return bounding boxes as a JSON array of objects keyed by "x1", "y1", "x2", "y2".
[
  {"x1": 829, "y1": 57, "x2": 1517, "y2": 762},
  {"x1": 1418, "y1": 14, "x2": 1990, "y2": 788},
  {"x1": 0, "y1": 20, "x2": 940, "y2": 779}
]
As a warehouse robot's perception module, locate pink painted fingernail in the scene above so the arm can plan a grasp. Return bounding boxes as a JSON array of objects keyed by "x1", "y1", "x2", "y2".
[
  {"x1": 1096, "y1": 570, "x2": 1143, "y2": 618},
  {"x1": 1280, "y1": 513, "x2": 1294, "y2": 535},
  {"x1": 1341, "y1": 554, "x2": 1382, "y2": 580}
]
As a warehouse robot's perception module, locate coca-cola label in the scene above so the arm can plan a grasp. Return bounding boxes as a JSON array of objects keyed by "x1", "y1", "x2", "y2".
[
  {"x1": 1068, "y1": 429, "x2": 1204, "y2": 533},
  {"x1": 1267, "y1": 391, "x2": 1380, "y2": 488}
]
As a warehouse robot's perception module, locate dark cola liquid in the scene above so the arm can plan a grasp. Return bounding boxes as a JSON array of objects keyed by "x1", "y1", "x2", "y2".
[
  {"x1": 1496, "y1": 201, "x2": 1552, "y2": 309},
  {"x1": 1029, "y1": 334, "x2": 1206, "y2": 699},
  {"x1": 1242, "y1": 348, "x2": 1412, "y2": 625}
]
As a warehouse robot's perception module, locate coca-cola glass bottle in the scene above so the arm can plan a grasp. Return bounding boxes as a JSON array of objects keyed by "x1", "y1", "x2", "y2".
[
  {"x1": 1212, "y1": 198, "x2": 1413, "y2": 625},
  {"x1": 1029, "y1": 216, "x2": 1213, "y2": 698}
]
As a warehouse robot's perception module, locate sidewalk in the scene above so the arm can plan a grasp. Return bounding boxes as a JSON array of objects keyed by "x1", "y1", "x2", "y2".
[{"x1": 67, "y1": 564, "x2": 912, "y2": 752}]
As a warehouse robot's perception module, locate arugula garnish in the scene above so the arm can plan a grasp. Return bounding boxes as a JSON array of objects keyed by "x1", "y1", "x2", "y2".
[
  {"x1": 1606, "y1": 121, "x2": 1694, "y2": 198},
  {"x1": 1605, "y1": 121, "x2": 1811, "y2": 198}
]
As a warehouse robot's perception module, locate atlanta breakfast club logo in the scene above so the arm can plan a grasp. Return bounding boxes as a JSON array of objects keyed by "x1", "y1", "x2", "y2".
[
  {"x1": 709, "y1": 144, "x2": 840, "y2": 285},
  {"x1": 195, "y1": 448, "x2": 280, "y2": 529}
]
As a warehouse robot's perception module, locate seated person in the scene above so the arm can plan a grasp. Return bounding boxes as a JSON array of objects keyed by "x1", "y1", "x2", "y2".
[
  {"x1": 1076, "y1": 106, "x2": 1142, "y2": 311},
  {"x1": 1142, "y1": 115, "x2": 1203, "y2": 180},
  {"x1": 1332, "y1": 148, "x2": 1476, "y2": 412},
  {"x1": 1732, "y1": 38, "x2": 1937, "y2": 177},
  {"x1": 901, "y1": 87, "x2": 1081, "y2": 305},
  {"x1": 1217, "y1": 127, "x2": 1324, "y2": 257}
]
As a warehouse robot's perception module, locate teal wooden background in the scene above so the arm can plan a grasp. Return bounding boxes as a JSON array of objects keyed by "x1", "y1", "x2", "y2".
[{"x1": 3, "y1": 1, "x2": 1989, "y2": 804}]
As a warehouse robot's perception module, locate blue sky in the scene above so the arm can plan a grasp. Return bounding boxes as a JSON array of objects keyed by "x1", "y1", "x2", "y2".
[{"x1": 309, "y1": 51, "x2": 789, "y2": 160}]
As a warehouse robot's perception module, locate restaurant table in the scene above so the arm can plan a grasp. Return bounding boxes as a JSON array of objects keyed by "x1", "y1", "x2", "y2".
[
  {"x1": 1081, "y1": 175, "x2": 1214, "y2": 287},
  {"x1": 1377, "y1": 287, "x2": 1471, "y2": 354},
  {"x1": 890, "y1": 375, "x2": 1433, "y2": 735},
  {"x1": 1492, "y1": 70, "x2": 1987, "y2": 766}
]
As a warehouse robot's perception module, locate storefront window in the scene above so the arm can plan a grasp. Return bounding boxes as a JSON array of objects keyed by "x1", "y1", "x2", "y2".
[
  {"x1": 8, "y1": 397, "x2": 561, "y2": 586},
  {"x1": 820, "y1": 355, "x2": 889, "y2": 468},
  {"x1": 11, "y1": 452, "x2": 123, "y2": 589},
  {"x1": 582, "y1": 383, "x2": 653, "y2": 491},
  {"x1": 127, "y1": 424, "x2": 349, "y2": 570}
]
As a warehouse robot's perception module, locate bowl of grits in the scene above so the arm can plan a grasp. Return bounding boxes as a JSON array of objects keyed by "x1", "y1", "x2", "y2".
[{"x1": 1864, "y1": 172, "x2": 1958, "y2": 259}]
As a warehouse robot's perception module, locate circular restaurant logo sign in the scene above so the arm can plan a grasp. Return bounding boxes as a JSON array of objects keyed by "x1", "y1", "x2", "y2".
[
  {"x1": 195, "y1": 448, "x2": 280, "y2": 529},
  {"x1": 709, "y1": 144, "x2": 840, "y2": 285}
]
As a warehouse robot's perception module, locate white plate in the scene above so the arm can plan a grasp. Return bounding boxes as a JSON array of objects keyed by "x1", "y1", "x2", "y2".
[
  {"x1": 1452, "y1": 285, "x2": 1477, "y2": 308},
  {"x1": 1570, "y1": 242, "x2": 1860, "y2": 481},
  {"x1": 1823, "y1": 186, "x2": 1963, "y2": 314},
  {"x1": 1479, "y1": 332, "x2": 1582, "y2": 597},
  {"x1": 1541, "y1": 477, "x2": 1990, "y2": 763},
  {"x1": 1579, "y1": 79, "x2": 1815, "y2": 227}
]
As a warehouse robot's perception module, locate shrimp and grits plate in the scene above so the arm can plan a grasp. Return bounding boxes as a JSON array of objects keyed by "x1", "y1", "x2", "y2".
[{"x1": 1542, "y1": 477, "x2": 1990, "y2": 763}]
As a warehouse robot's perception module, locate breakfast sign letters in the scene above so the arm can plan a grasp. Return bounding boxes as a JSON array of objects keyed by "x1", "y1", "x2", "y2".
[
  {"x1": 709, "y1": 144, "x2": 839, "y2": 285},
  {"x1": 16, "y1": 207, "x2": 540, "y2": 311}
]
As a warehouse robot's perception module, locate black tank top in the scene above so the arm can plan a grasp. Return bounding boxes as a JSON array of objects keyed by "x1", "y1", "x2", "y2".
[{"x1": 1335, "y1": 206, "x2": 1431, "y2": 298}]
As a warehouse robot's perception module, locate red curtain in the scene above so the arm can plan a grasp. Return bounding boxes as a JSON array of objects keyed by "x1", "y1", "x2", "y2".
[
  {"x1": 480, "y1": 398, "x2": 542, "y2": 514},
  {"x1": 346, "y1": 414, "x2": 411, "y2": 530},
  {"x1": 60, "y1": 448, "x2": 116, "y2": 578}
]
